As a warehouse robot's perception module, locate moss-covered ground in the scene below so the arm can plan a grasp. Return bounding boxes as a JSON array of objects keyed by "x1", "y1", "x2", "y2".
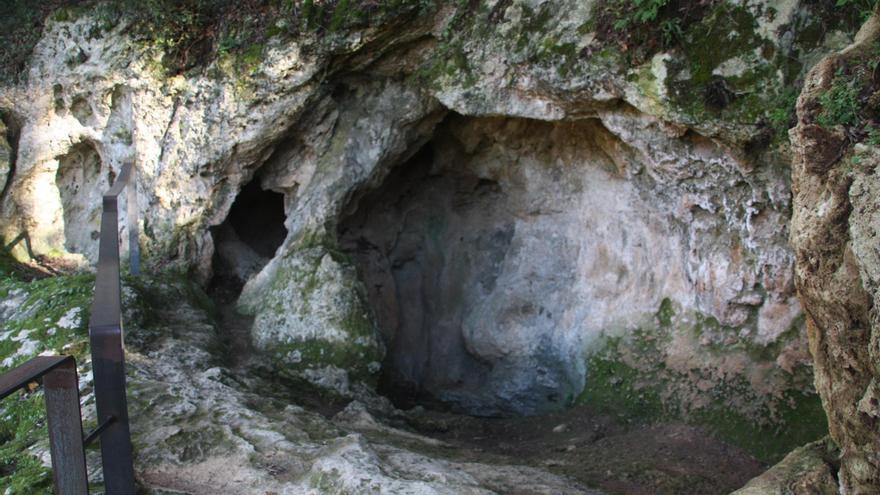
[{"x1": 0, "y1": 252, "x2": 95, "y2": 493}]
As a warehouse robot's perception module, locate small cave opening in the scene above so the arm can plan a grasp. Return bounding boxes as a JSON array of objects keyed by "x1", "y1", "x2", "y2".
[
  {"x1": 55, "y1": 140, "x2": 113, "y2": 263},
  {"x1": 210, "y1": 179, "x2": 288, "y2": 303}
]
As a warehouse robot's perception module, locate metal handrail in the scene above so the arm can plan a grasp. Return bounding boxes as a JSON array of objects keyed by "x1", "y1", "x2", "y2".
[
  {"x1": 0, "y1": 356, "x2": 88, "y2": 494},
  {"x1": 0, "y1": 162, "x2": 139, "y2": 494},
  {"x1": 87, "y1": 161, "x2": 137, "y2": 493}
]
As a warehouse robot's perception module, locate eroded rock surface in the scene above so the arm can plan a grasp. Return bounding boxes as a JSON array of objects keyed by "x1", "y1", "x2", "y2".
[
  {"x1": 0, "y1": 2, "x2": 871, "y2": 487},
  {"x1": 126, "y1": 277, "x2": 600, "y2": 495},
  {"x1": 731, "y1": 439, "x2": 840, "y2": 495},
  {"x1": 339, "y1": 112, "x2": 801, "y2": 416},
  {"x1": 0, "y1": 119, "x2": 10, "y2": 196},
  {"x1": 789, "y1": 10, "x2": 880, "y2": 494}
]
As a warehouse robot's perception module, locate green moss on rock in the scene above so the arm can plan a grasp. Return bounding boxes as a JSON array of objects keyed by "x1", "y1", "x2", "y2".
[{"x1": 577, "y1": 299, "x2": 825, "y2": 463}]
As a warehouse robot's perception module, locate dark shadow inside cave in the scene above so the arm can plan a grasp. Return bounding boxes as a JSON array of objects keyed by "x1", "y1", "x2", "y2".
[
  {"x1": 338, "y1": 142, "x2": 465, "y2": 412},
  {"x1": 336, "y1": 126, "x2": 574, "y2": 417},
  {"x1": 210, "y1": 179, "x2": 287, "y2": 302}
]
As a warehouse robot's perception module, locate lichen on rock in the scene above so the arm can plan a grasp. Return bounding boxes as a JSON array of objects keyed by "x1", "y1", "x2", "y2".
[{"x1": 0, "y1": 1, "x2": 878, "y2": 492}]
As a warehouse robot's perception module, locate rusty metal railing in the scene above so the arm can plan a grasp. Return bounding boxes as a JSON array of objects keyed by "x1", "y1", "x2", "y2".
[{"x1": 0, "y1": 162, "x2": 138, "y2": 494}]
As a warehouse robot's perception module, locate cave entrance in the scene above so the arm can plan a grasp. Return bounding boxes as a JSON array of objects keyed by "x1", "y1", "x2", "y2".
[
  {"x1": 210, "y1": 179, "x2": 287, "y2": 302},
  {"x1": 337, "y1": 115, "x2": 620, "y2": 417}
]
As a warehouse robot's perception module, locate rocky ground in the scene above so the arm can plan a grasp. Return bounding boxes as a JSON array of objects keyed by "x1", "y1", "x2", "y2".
[
  {"x1": 228, "y1": 279, "x2": 771, "y2": 495},
  {"x1": 401, "y1": 407, "x2": 766, "y2": 495},
  {"x1": 120, "y1": 272, "x2": 767, "y2": 495}
]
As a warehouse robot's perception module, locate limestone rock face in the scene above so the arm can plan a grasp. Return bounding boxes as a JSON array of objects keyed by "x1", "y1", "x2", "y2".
[
  {"x1": 339, "y1": 112, "x2": 799, "y2": 415},
  {"x1": 789, "y1": 11, "x2": 880, "y2": 494},
  {"x1": 0, "y1": 120, "x2": 10, "y2": 196},
  {"x1": 0, "y1": 1, "x2": 860, "y2": 427},
  {"x1": 730, "y1": 439, "x2": 839, "y2": 495}
]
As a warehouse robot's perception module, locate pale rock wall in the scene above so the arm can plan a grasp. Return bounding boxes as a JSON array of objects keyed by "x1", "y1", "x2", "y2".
[
  {"x1": 0, "y1": 119, "x2": 10, "y2": 197},
  {"x1": 0, "y1": 1, "x2": 860, "y2": 427},
  {"x1": 338, "y1": 112, "x2": 801, "y2": 416}
]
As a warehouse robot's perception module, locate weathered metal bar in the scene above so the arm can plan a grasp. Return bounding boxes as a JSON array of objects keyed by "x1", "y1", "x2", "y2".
[
  {"x1": 43, "y1": 360, "x2": 89, "y2": 495},
  {"x1": 126, "y1": 165, "x2": 139, "y2": 276},
  {"x1": 0, "y1": 355, "x2": 90, "y2": 494},
  {"x1": 82, "y1": 416, "x2": 115, "y2": 447},
  {"x1": 0, "y1": 160, "x2": 140, "y2": 493},
  {"x1": 0, "y1": 355, "x2": 71, "y2": 399},
  {"x1": 88, "y1": 162, "x2": 136, "y2": 494}
]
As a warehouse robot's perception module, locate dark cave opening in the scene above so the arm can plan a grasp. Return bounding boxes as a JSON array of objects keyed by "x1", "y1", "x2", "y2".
[
  {"x1": 335, "y1": 123, "x2": 581, "y2": 417},
  {"x1": 210, "y1": 179, "x2": 287, "y2": 302},
  {"x1": 338, "y1": 142, "x2": 459, "y2": 413}
]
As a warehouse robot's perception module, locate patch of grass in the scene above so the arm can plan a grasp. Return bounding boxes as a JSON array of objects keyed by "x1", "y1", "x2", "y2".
[
  {"x1": 0, "y1": 393, "x2": 53, "y2": 494},
  {"x1": 0, "y1": 268, "x2": 95, "y2": 492},
  {"x1": 815, "y1": 43, "x2": 880, "y2": 148}
]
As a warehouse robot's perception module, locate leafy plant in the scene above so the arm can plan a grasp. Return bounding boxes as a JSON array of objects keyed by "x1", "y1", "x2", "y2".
[
  {"x1": 817, "y1": 69, "x2": 864, "y2": 128},
  {"x1": 835, "y1": 0, "x2": 879, "y2": 21},
  {"x1": 660, "y1": 18, "x2": 683, "y2": 47},
  {"x1": 632, "y1": 0, "x2": 671, "y2": 22},
  {"x1": 766, "y1": 87, "x2": 800, "y2": 139},
  {"x1": 867, "y1": 126, "x2": 880, "y2": 145}
]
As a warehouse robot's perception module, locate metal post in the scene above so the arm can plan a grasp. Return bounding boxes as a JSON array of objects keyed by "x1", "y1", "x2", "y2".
[
  {"x1": 126, "y1": 165, "x2": 139, "y2": 276},
  {"x1": 88, "y1": 331, "x2": 135, "y2": 494},
  {"x1": 43, "y1": 361, "x2": 89, "y2": 495}
]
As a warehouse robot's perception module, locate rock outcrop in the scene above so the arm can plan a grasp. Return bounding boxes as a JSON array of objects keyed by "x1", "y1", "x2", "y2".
[
  {"x1": 0, "y1": 2, "x2": 874, "y2": 490},
  {"x1": 731, "y1": 438, "x2": 840, "y2": 495},
  {"x1": 790, "y1": 8, "x2": 880, "y2": 493}
]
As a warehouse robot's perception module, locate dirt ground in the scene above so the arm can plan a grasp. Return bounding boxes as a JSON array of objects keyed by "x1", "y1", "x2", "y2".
[{"x1": 399, "y1": 405, "x2": 766, "y2": 495}]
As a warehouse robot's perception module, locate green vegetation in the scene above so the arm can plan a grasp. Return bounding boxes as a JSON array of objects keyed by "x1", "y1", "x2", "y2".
[
  {"x1": 656, "y1": 297, "x2": 675, "y2": 327},
  {"x1": 585, "y1": 0, "x2": 873, "y2": 148},
  {"x1": 578, "y1": 333, "x2": 828, "y2": 463},
  {"x1": 612, "y1": 0, "x2": 671, "y2": 29},
  {"x1": 817, "y1": 69, "x2": 863, "y2": 128},
  {"x1": 1, "y1": 0, "x2": 438, "y2": 81},
  {"x1": 767, "y1": 88, "x2": 801, "y2": 143},
  {"x1": 250, "y1": 234, "x2": 383, "y2": 385},
  {"x1": 835, "y1": 0, "x2": 879, "y2": 21},
  {"x1": 695, "y1": 390, "x2": 828, "y2": 463},
  {"x1": 577, "y1": 340, "x2": 666, "y2": 422},
  {"x1": 592, "y1": 0, "x2": 711, "y2": 61},
  {"x1": 0, "y1": 252, "x2": 95, "y2": 493},
  {"x1": 814, "y1": 39, "x2": 880, "y2": 150},
  {"x1": 0, "y1": 0, "x2": 88, "y2": 83}
]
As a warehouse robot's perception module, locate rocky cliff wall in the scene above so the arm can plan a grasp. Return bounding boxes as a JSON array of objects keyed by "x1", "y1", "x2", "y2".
[
  {"x1": 790, "y1": 8, "x2": 880, "y2": 493},
  {"x1": 0, "y1": 0, "x2": 869, "y2": 463}
]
